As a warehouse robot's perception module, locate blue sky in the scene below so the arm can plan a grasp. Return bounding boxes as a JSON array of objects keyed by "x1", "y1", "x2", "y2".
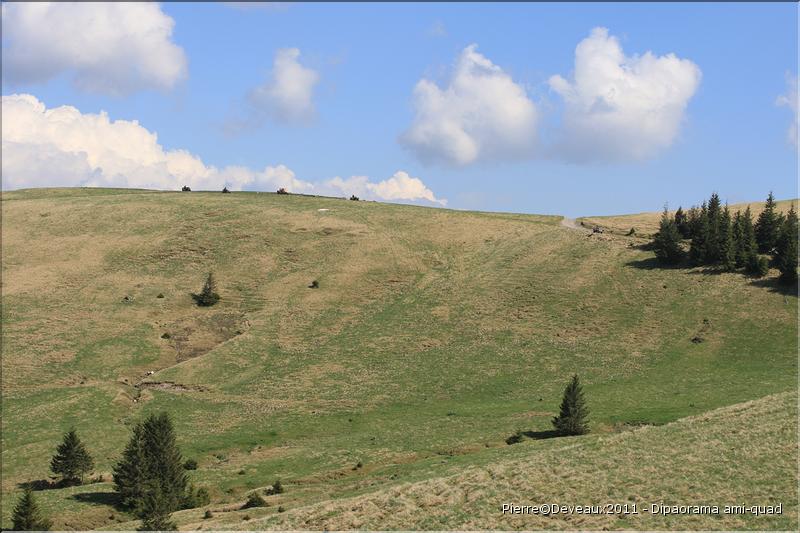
[{"x1": 2, "y1": 2, "x2": 797, "y2": 217}]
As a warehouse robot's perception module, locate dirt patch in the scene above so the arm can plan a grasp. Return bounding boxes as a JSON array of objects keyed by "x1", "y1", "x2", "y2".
[
  {"x1": 159, "y1": 311, "x2": 249, "y2": 362},
  {"x1": 137, "y1": 380, "x2": 208, "y2": 393}
]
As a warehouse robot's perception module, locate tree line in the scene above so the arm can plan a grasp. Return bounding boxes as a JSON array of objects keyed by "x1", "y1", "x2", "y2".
[{"x1": 652, "y1": 192, "x2": 798, "y2": 284}]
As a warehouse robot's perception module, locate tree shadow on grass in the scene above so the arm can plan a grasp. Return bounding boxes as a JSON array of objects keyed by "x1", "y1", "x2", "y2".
[
  {"x1": 17, "y1": 479, "x2": 60, "y2": 491},
  {"x1": 71, "y1": 491, "x2": 121, "y2": 507},
  {"x1": 625, "y1": 257, "x2": 686, "y2": 270},
  {"x1": 521, "y1": 429, "x2": 562, "y2": 440},
  {"x1": 749, "y1": 277, "x2": 798, "y2": 296}
]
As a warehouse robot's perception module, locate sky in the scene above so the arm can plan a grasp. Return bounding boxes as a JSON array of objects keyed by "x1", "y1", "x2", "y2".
[{"x1": 2, "y1": 1, "x2": 798, "y2": 217}]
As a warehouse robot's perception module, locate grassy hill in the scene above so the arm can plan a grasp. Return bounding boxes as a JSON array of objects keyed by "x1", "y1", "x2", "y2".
[{"x1": 1, "y1": 188, "x2": 797, "y2": 530}]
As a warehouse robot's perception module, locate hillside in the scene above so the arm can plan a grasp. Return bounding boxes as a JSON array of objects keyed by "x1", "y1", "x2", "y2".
[
  {"x1": 1, "y1": 188, "x2": 797, "y2": 530},
  {"x1": 580, "y1": 198, "x2": 797, "y2": 237},
  {"x1": 202, "y1": 391, "x2": 797, "y2": 530}
]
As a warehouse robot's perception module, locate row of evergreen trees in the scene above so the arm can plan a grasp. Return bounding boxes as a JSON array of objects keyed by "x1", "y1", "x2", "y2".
[
  {"x1": 12, "y1": 413, "x2": 207, "y2": 531},
  {"x1": 652, "y1": 192, "x2": 798, "y2": 283}
]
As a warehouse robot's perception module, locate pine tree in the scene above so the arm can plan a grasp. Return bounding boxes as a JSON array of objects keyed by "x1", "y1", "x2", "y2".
[
  {"x1": 686, "y1": 206, "x2": 701, "y2": 239},
  {"x1": 12, "y1": 488, "x2": 52, "y2": 531},
  {"x1": 113, "y1": 413, "x2": 187, "y2": 516},
  {"x1": 552, "y1": 374, "x2": 589, "y2": 436},
  {"x1": 138, "y1": 482, "x2": 177, "y2": 531},
  {"x1": 719, "y1": 205, "x2": 736, "y2": 271},
  {"x1": 732, "y1": 211, "x2": 745, "y2": 268},
  {"x1": 652, "y1": 207, "x2": 683, "y2": 264},
  {"x1": 113, "y1": 424, "x2": 148, "y2": 512},
  {"x1": 674, "y1": 206, "x2": 691, "y2": 239},
  {"x1": 140, "y1": 412, "x2": 188, "y2": 513},
  {"x1": 739, "y1": 207, "x2": 758, "y2": 268},
  {"x1": 690, "y1": 204, "x2": 710, "y2": 265},
  {"x1": 50, "y1": 429, "x2": 94, "y2": 485},
  {"x1": 705, "y1": 193, "x2": 722, "y2": 262},
  {"x1": 755, "y1": 192, "x2": 783, "y2": 253},
  {"x1": 776, "y1": 205, "x2": 798, "y2": 284},
  {"x1": 193, "y1": 272, "x2": 220, "y2": 307}
]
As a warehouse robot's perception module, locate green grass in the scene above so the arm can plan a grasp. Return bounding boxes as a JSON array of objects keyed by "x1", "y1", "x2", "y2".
[{"x1": 1, "y1": 188, "x2": 796, "y2": 530}]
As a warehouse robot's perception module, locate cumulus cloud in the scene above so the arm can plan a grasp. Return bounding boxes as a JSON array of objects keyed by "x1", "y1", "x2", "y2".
[
  {"x1": 1, "y1": 2, "x2": 187, "y2": 95},
  {"x1": 321, "y1": 172, "x2": 446, "y2": 205},
  {"x1": 548, "y1": 27, "x2": 701, "y2": 163},
  {"x1": 248, "y1": 48, "x2": 320, "y2": 124},
  {"x1": 776, "y1": 72, "x2": 798, "y2": 149},
  {"x1": 1, "y1": 94, "x2": 444, "y2": 206},
  {"x1": 400, "y1": 44, "x2": 538, "y2": 166}
]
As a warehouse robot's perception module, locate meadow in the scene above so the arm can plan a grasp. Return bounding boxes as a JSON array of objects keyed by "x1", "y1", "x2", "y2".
[{"x1": 1, "y1": 188, "x2": 796, "y2": 530}]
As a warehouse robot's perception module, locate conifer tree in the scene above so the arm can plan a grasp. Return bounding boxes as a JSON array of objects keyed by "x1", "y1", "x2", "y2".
[
  {"x1": 12, "y1": 488, "x2": 52, "y2": 531},
  {"x1": 138, "y1": 482, "x2": 178, "y2": 531},
  {"x1": 113, "y1": 412, "x2": 188, "y2": 515},
  {"x1": 50, "y1": 429, "x2": 94, "y2": 485},
  {"x1": 719, "y1": 205, "x2": 736, "y2": 271},
  {"x1": 706, "y1": 193, "x2": 722, "y2": 262},
  {"x1": 674, "y1": 206, "x2": 691, "y2": 239},
  {"x1": 739, "y1": 207, "x2": 758, "y2": 268},
  {"x1": 687, "y1": 206, "x2": 701, "y2": 240},
  {"x1": 732, "y1": 211, "x2": 745, "y2": 268},
  {"x1": 755, "y1": 192, "x2": 783, "y2": 253},
  {"x1": 552, "y1": 374, "x2": 590, "y2": 436},
  {"x1": 776, "y1": 205, "x2": 798, "y2": 284},
  {"x1": 140, "y1": 412, "x2": 188, "y2": 513},
  {"x1": 653, "y1": 207, "x2": 683, "y2": 264},
  {"x1": 690, "y1": 205, "x2": 710, "y2": 265},
  {"x1": 193, "y1": 272, "x2": 220, "y2": 307},
  {"x1": 113, "y1": 424, "x2": 147, "y2": 512}
]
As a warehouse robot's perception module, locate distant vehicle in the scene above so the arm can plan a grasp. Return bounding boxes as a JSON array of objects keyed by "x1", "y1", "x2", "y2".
[{"x1": 181, "y1": 185, "x2": 191, "y2": 192}]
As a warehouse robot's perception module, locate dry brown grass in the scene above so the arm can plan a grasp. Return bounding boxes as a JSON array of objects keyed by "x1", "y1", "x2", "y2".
[{"x1": 224, "y1": 392, "x2": 798, "y2": 531}]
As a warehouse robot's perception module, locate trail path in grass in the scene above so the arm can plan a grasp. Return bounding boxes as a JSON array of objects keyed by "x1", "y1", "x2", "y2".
[{"x1": 560, "y1": 217, "x2": 588, "y2": 231}]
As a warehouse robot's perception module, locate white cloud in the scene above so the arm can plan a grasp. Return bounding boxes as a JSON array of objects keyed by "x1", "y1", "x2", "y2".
[
  {"x1": 1, "y1": 94, "x2": 444, "y2": 206},
  {"x1": 400, "y1": 44, "x2": 538, "y2": 166},
  {"x1": 248, "y1": 48, "x2": 320, "y2": 124},
  {"x1": 321, "y1": 172, "x2": 447, "y2": 205},
  {"x1": 548, "y1": 27, "x2": 701, "y2": 163},
  {"x1": 1, "y1": 2, "x2": 187, "y2": 95},
  {"x1": 776, "y1": 72, "x2": 798, "y2": 149}
]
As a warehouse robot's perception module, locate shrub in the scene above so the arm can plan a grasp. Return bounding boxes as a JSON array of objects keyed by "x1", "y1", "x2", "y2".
[
  {"x1": 192, "y1": 272, "x2": 220, "y2": 307},
  {"x1": 161, "y1": 332, "x2": 171, "y2": 339},
  {"x1": 627, "y1": 227, "x2": 636, "y2": 236},
  {"x1": 156, "y1": 293, "x2": 165, "y2": 298},
  {"x1": 265, "y1": 479, "x2": 284, "y2": 495},
  {"x1": 204, "y1": 510, "x2": 213, "y2": 519},
  {"x1": 182, "y1": 186, "x2": 191, "y2": 192},
  {"x1": 277, "y1": 188, "x2": 288, "y2": 195},
  {"x1": 746, "y1": 254, "x2": 769, "y2": 278},
  {"x1": 241, "y1": 492, "x2": 266, "y2": 509},
  {"x1": 278, "y1": 505, "x2": 286, "y2": 513},
  {"x1": 183, "y1": 484, "x2": 210, "y2": 508},
  {"x1": 183, "y1": 458, "x2": 198, "y2": 470},
  {"x1": 552, "y1": 374, "x2": 590, "y2": 436},
  {"x1": 505, "y1": 431, "x2": 524, "y2": 445}
]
